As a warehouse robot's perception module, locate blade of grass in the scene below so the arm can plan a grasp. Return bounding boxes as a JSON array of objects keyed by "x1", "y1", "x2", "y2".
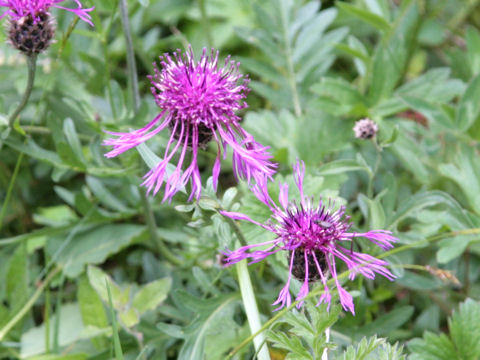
[{"x1": 106, "y1": 279, "x2": 124, "y2": 360}]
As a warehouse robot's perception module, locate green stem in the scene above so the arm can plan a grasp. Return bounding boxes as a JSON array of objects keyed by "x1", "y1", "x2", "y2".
[
  {"x1": 198, "y1": 0, "x2": 213, "y2": 47},
  {"x1": 119, "y1": 0, "x2": 140, "y2": 111},
  {"x1": 140, "y1": 192, "x2": 183, "y2": 266},
  {"x1": 8, "y1": 54, "x2": 38, "y2": 127},
  {"x1": 236, "y1": 260, "x2": 271, "y2": 360},
  {"x1": 0, "y1": 267, "x2": 61, "y2": 341},
  {"x1": 367, "y1": 139, "x2": 382, "y2": 198},
  {"x1": 0, "y1": 153, "x2": 24, "y2": 232}
]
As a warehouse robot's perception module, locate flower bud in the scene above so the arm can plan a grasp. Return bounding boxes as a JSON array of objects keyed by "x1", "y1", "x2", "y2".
[{"x1": 353, "y1": 118, "x2": 378, "y2": 139}]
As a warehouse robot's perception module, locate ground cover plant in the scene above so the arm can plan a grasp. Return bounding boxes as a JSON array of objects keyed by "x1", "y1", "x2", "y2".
[{"x1": 1, "y1": 0, "x2": 480, "y2": 359}]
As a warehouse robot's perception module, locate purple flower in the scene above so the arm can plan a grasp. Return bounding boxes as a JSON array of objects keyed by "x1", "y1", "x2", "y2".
[
  {"x1": 0, "y1": 0, "x2": 94, "y2": 25},
  {"x1": 221, "y1": 161, "x2": 397, "y2": 314},
  {"x1": 104, "y1": 47, "x2": 277, "y2": 202}
]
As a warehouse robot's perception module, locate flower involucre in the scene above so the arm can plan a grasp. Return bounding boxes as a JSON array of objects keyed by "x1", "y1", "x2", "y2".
[
  {"x1": 221, "y1": 161, "x2": 397, "y2": 314},
  {"x1": 104, "y1": 47, "x2": 276, "y2": 202},
  {"x1": 0, "y1": 0, "x2": 94, "y2": 25}
]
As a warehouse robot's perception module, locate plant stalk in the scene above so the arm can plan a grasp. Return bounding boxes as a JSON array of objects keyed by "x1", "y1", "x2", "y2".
[
  {"x1": 8, "y1": 54, "x2": 38, "y2": 127},
  {"x1": 140, "y1": 192, "x2": 183, "y2": 266},
  {"x1": 119, "y1": 0, "x2": 140, "y2": 111},
  {"x1": 236, "y1": 260, "x2": 271, "y2": 360},
  {"x1": 0, "y1": 267, "x2": 61, "y2": 341}
]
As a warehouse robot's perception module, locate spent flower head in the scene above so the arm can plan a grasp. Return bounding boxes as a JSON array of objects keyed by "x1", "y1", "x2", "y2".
[
  {"x1": 353, "y1": 118, "x2": 378, "y2": 140},
  {"x1": 104, "y1": 46, "x2": 277, "y2": 202},
  {"x1": 221, "y1": 161, "x2": 396, "y2": 314},
  {"x1": 1, "y1": 0, "x2": 94, "y2": 54}
]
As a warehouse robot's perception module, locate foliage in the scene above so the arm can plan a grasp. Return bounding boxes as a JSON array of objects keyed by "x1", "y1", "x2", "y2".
[{"x1": 1, "y1": 0, "x2": 480, "y2": 359}]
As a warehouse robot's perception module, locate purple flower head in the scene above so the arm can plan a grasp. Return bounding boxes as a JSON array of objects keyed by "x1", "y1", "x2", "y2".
[
  {"x1": 104, "y1": 47, "x2": 277, "y2": 202},
  {"x1": 0, "y1": 0, "x2": 94, "y2": 25},
  {"x1": 221, "y1": 161, "x2": 397, "y2": 314}
]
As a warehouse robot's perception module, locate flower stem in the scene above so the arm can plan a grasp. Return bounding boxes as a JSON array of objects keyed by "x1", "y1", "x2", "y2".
[
  {"x1": 0, "y1": 153, "x2": 24, "y2": 232},
  {"x1": 0, "y1": 266, "x2": 61, "y2": 341},
  {"x1": 236, "y1": 260, "x2": 271, "y2": 360},
  {"x1": 140, "y1": 192, "x2": 182, "y2": 266},
  {"x1": 119, "y1": 0, "x2": 140, "y2": 111},
  {"x1": 8, "y1": 54, "x2": 37, "y2": 127},
  {"x1": 367, "y1": 139, "x2": 382, "y2": 198}
]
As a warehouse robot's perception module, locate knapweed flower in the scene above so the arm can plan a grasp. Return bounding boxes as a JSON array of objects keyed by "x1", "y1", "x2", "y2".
[
  {"x1": 353, "y1": 118, "x2": 378, "y2": 139},
  {"x1": 221, "y1": 161, "x2": 396, "y2": 314},
  {"x1": 1, "y1": 1, "x2": 94, "y2": 54},
  {"x1": 104, "y1": 47, "x2": 276, "y2": 202}
]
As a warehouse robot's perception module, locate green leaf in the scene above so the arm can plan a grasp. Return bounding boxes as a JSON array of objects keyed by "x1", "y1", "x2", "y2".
[
  {"x1": 466, "y1": 26, "x2": 480, "y2": 75},
  {"x1": 77, "y1": 275, "x2": 109, "y2": 350},
  {"x1": 48, "y1": 224, "x2": 145, "y2": 278},
  {"x1": 357, "y1": 306, "x2": 414, "y2": 338},
  {"x1": 455, "y1": 74, "x2": 480, "y2": 131},
  {"x1": 438, "y1": 145, "x2": 480, "y2": 215},
  {"x1": 176, "y1": 291, "x2": 239, "y2": 360},
  {"x1": 408, "y1": 333, "x2": 456, "y2": 360},
  {"x1": 85, "y1": 176, "x2": 130, "y2": 212},
  {"x1": 87, "y1": 266, "x2": 129, "y2": 310},
  {"x1": 389, "y1": 191, "x2": 468, "y2": 229},
  {"x1": 358, "y1": 194, "x2": 386, "y2": 229},
  {"x1": 316, "y1": 159, "x2": 370, "y2": 176},
  {"x1": 401, "y1": 96, "x2": 454, "y2": 129},
  {"x1": 33, "y1": 205, "x2": 78, "y2": 227},
  {"x1": 337, "y1": 3, "x2": 391, "y2": 32},
  {"x1": 132, "y1": 278, "x2": 172, "y2": 314},
  {"x1": 63, "y1": 118, "x2": 85, "y2": 163},
  {"x1": 267, "y1": 329, "x2": 313, "y2": 359},
  {"x1": 20, "y1": 304, "x2": 85, "y2": 358},
  {"x1": 342, "y1": 336, "x2": 405, "y2": 360},
  {"x1": 449, "y1": 298, "x2": 480, "y2": 359},
  {"x1": 7, "y1": 244, "x2": 29, "y2": 317}
]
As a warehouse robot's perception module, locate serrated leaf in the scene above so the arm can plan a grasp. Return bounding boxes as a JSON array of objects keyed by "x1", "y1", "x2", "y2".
[
  {"x1": 449, "y1": 298, "x2": 480, "y2": 359},
  {"x1": 408, "y1": 332, "x2": 457, "y2": 360},
  {"x1": 176, "y1": 291, "x2": 239, "y2": 360}
]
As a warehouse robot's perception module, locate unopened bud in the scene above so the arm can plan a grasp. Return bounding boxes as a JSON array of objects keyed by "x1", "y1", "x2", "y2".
[{"x1": 353, "y1": 118, "x2": 378, "y2": 139}]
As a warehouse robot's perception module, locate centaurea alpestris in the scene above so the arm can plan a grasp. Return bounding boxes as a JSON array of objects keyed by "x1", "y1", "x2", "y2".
[
  {"x1": 1, "y1": 0, "x2": 94, "y2": 54},
  {"x1": 0, "y1": 0, "x2": 93, "y2": 24},
  {"x1": 104, "y1": 47, "x2": 277, "y2": 202},
  {"x1": 221, "y1": 161, "x2": 397, "y2": 314}
]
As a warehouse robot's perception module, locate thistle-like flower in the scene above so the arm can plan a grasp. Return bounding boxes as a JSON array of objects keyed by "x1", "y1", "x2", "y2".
[
  {"x1": 353, "y1": 118, "x2": 378, "y2": 139},
  {"x1": 104, "y1": 47, "x2": 277, "y2": 202},
  {"x1": 221, "y1": 161, "x2": 396, "y2": 314},
  {"x1": 1, "y1": 0, "x2": 94, "y2": 54}
]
